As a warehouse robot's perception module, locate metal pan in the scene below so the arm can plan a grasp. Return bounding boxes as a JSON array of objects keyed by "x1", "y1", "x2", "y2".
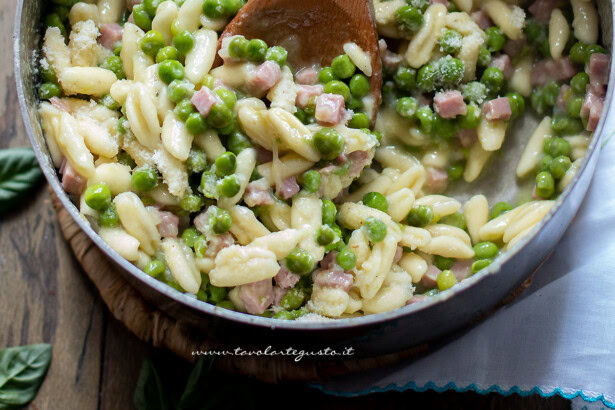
[{"x1": 14, "y1": 0, "x2": 614, "y2": 357}]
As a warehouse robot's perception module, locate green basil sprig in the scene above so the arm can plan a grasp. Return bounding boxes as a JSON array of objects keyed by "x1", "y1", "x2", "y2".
[
  {"x1": 0, "y1": 148, "x2": 43, "y2": 212},
  {"x1": 0, "y1": 343, "x2": 53, "y2": 409}
]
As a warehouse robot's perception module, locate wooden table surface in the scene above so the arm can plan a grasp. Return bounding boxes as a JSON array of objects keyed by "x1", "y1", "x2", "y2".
[{"x1": 0, "y1": 1, "x2": 570, "y2": 408}]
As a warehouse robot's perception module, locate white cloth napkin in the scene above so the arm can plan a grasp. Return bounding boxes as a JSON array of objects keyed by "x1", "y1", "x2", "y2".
[{"x1": 313, "y1": 121, "x2": 615, "y2": 408}]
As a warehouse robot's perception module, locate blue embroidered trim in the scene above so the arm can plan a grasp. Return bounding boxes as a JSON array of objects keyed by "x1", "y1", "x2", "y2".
[{"x1": 309, "y1": 381, "x2": 615, "y2": 408}]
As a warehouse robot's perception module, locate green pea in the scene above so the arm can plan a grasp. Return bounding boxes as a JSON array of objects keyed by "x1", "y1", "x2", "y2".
[
  {"x1": 45, "y1": 13, "x2": 66, "y2": 36},
  {"x1": 471, "y1": 259, "x2": 491, "y2": 274},
  {"x1": 207, "y1": 103, "x2": 234, "y2": 129},
  {"x1": 542, "y1": 82, "x2": 560, "y2": 107},
  {"x1": 113, "y1": 44, "x2": 122, "y2": 56},
  {"x1": 550, "y1": 114, "x2": 583, "y2": 136},
  {"x1": 434, "y1": 114, "x2": 457, "y2": 139},
  {"x1": 447, "y1": 2, "x2": 460, "y2": 12},
  {"x1": 217, "y1": 175, "x2": 241, "y2": 197},
  {"x1": 214, "y1": 151, "x2": 237, "y2": 177},
  {"x1": 480, "y1": 66, "x2": 504, "y2": 94},
  {"x1": 100, "y1": 94, "x2": 119, "y2": 111},
  {"x1": 537, "y1": 38, "x2": 550, "y2": 58},
  {"x1": 40, "y1": 60, "x2": 57, "y2": 84},
  {"x1": 567, "y1": 96, "x2": 584, "y2": 118},
  {"x1": 362, "y1": 192, "x2": 388, "y2": 212},
  {"x1": 349, "y1": 74, "x2": 370, "y2": 98},
  {"x1": 246, "y1": 38, "x2": 268, "y2": 63},
  {"x1": 549, "y1": 155, "x2": 572, "y2": 179},
  {"x1": 490, "y1": 201, "x2": 512, "y2": 219},
  {"x1": 101, "y1": 56, "x2": 126, "y2": 80},
  {"x1": 40, "y1": 83, "x2": 61, "y2": 100},
  {"x1": 99, "y1": 203, "x2": 119, "y2": 228},
  {"x1": 131, "y1": 166, "x2": 159, "y2": 192},
  {"x1": 336, "y1": 248, "x2": 357, "y2": 270},
  {"x1": 140, "y1": 30, "x2": 165, "y2": 58},
  {"x1": 506, "y1": 92, "x2": 525, "y2": 120},
  {"x1": 446, "y1": 163, "x2": 465, "y2": 182},
  {"x1": 265, "y1": 46, "x2": 288, "y2": 66},
  {"x1": 302, "y1": 170, "x2": 321, "y2": 193},
  {"x1": 185, "y1": 112, "x2": 207, "y2": 135},
  {"x1": 303, "y1": 100, "x2": 316, "y2": 116},
  {"x1": 185, "y1": 149, "x2": 207, "y2": 174},
  {"x1": 433, "y1": 255, "x2": 454, "y2": 271},
  {"x1": 144, "y1": 260, "x2": 166, "y2": 278},
  {"x1": 208, "y1": 206, "x2": 232, "y2": 234},
  {"x1": 462, "y1": 81, "x2": 487, "y2": 104},
  {"x1": 294, "y1": 107, "x2": 307, "y2": 124},
  {"x1": 143, "y1": 0, "x2": 163, "y2": 16},
  {"x1": 585, "y1": 44, "x2": 607, "y2": 63},
  {"x1": 280, "y1": 288, "x2": 305, "y2": 310},
  {"x1": 51, "y1": 5, "x2": 70, "y2": 21},
  {"x1": 286, "y1": 248, "x2": 314, "y2": 274},
  {"x1": 196, "y1": 289, "x2": 208, "y2": 302},
  {"x1": 316, "y1": 225, "x2": 337, "y2": 246},
  {"x1": 215, "y1": 300, "x2": 235, "y2": 310},
  {"x1": 228, "y1": 36, "x2": 249, "y2": 59},
  {"x1": 132, "y1": 4, "x2": 152, "y2": 31},
  {"x1": 406, "y1": 205, "x2": 433, "y2": 227},
  {"x1": 530, "y1": 88, "x2": 547, "y2": 115},
  {"x1": 194, "y1": 235, "x2": 208, "y2": 258},
  {"x1": 174, "y1": 99, "x2": 196, "y2": 121},
  {"x1": 313, "y1": 127, "x2": 345, "y2": 160},
  {"x1": 544, "y1": 137, "x2": 571, "y2": 157},
  {"x1": 535, "y1": 171, "x2": 555, "y2": 198},
  {"x1": 322, "y1": 200, "x2": 337, "y2": 226},
  {"x1": 331, "y1": 54, "x2": 356, "y2": 79},
  {"x1": 525, "y1": 19, "x2": 545, "y2": 45},
  {"x1": 273, "y1": 310, "x2": 293, "y2": 320},
  {"x1": 227, "y1": 130, "x2": 252, "y2": 154},
  {"x1": 166, "y1": 80, "x2": 193, "y2": 104},
  {"x1": 172, "y1": 30, "x2": 195, "y2": 56},
  {"x1": 439, "y1": 29, "x2": 463, "y2": 54},
  {"x1": 439, "y1": 57, "x2": 464, "y2": 85},
  {"x1": 371, "y1": 130, "x2": 383, "y2": 144},
  {"x1": 217, "y1": 118, "x2": 237, "y2": 136},
  {"x1": 569, "y1": 41, "x2": 587, "y2": 64},
  {"x1": 214, "y1": 88, "x2": 236, "y2": 110},
  {"x1": 318, "y1": 67, "x2": 337, "y2": 84},
  {"x1": 437, "y1": 269, "x2": 456, "y2": 291},
  {"x1": 348, "y1": 113, "x2": 370, "y2": 129},
  {"x1": 536, "y1": 154, "x2": 553, "y2": 173},
  {"x1": 84, "y1": 183, "x2": 112, "y2": 211},
  {"x1": 117, "y1": 151, "x2": 136, "y2": 168},
  {"x1": 118, "y1": 117, "x2": 129, "y2": 135},
  {"x1": 570, "y1": 73, "x2": 589, "y2": 95},
  {"x1": 203, "y1": 0, "x2": 226, "y2": 17},
  {"x1": 202, "y1": 74, "x2": 216, "y2": 90},
  {"x1": 458, "y1": 103, "x2": 481, "y2": 129},
  {"x1": 473, "y1": 241, "x2": 498, "y2": 259},
  {"x1": 158, "y1": 59, "x2": 184, "y2": 84},
  {"x1": 393, "y1": 66, "x2": 417, "y2": 92},
  {"x1": 477, "y1": 46, "x2": 491, "y2": 67},
  {"x1": 417, "y1": 63, "x2": 437, "y2": 91},
  {"x1": 363, "y1": 217, "x2": 387, "y2": 242},
  {"x1": 395, "y1": 5, "x2": 423, "y2": 33},
  {"x1": 396, "y1": 96, "x2": 418, "y2": 119},
  {"x1": 324, "y1": 80, "x2": 351, "y2": 101},
  {"x1": 181, "y1": 227, "x2": 201, "y2": 247},
  {"x1": 180, "y1": 194, "x2": 204, "y2": 212},
  {"x1": 439, "y1": 212, "x2": 466, "y2": 230},
  {"x1": 485, "y1": 27, "x2": 506, "y2": 52},
  {"x1": 224, "y1": 0, "x2": 243, "y2": 15},
  {"x1": 208, "y1": 284, "x2": 227, "y2": 303},
  {"x1": 416, "y1": 105, "x2": 434, "y2": 134}
]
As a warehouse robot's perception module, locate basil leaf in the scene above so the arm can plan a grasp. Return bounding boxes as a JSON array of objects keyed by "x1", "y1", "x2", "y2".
[
  {"x1": 134, "y1": 359, "x2": 171, "y2": 410},
  {"x1": 0, "y1": 148, "x2": 43, "y2": 212},
  {"x1": 0, "y1": 343, "x2": 52, "y2": 409},
  {"x1": 177, "y1": 356, "x2": 215, "y2": 409}
]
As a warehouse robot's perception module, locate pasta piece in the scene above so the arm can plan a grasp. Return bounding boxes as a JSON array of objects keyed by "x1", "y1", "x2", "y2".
[
  {"x1": 404, "y1": 4, "x2": 447, "y2": 68},
  {"x1": 335, "y1": 126, "x2": 379, "y2": 154},
  {"x1": 125, "y1": 83, "x2": 161, "y2": 149},
  {"x1": 38, "y1": 102, "x2": 65, "y2": 167},
  {"x1": 373, "y1": 0, "x2": 405, "y2": 38},
  {"x1": 209, "y1": 245, "x2": 280, "y2": 286},
  {"x1": 337, "y1": 202, "x2": 399, "y2": 232},
  {"x1": 516, "y1": 117, "x2": 552, "y2": 178},
  {"x1": 136, "y1": 251, "x2": 152, "y2": 270},
  {"x1": 152, "y1": 147, "x2": 189, "y2": 197},
  {"x1": 505, "y1": 225, "x2": 535, "y2": 250},
  {"x1": 464, "y1": 141, "x2": 493, "y2": 182},
  {"x1": 463, "y1": 194, "x2": 489, "y2": 244},
  {"x1": 386, "y1": 188, "x2": 415, "y2": 222},
  {"x1": 458, "y1": 32, "x2": 484, "y2": 82},
  {"x1": 99, "y1": 227, "x2": 141, "y2": 262},
  {"x1": 43, "y1": 27, "x2": 71, "y2": 75},
  {"x1": 375, "y1": 106, "x2": 430, "y2": 146},
  {"x1": 152, "y1": 1, "x2": 179, "y2": 45},
  {"x1": 361, "y1": 266, "x2": 414, "y2": 314},
  {"x1": 69, "y1": 2, "x2": 100, "y2": 26},
  {"x1": 110, "y1": 79, "x2": 135, "y2": 105},
  {"x1": 89, "y1": 163, "x2": 132, "y2": 195},
  {"x1": 559, "y1": 158, "x2": 582, "y2": 191},
  {"x1": 421, "y1": 150, "x2": 449, "y2": 169},
  {"x1": 503, "y1": 201, "x2": 554, "y2": 243},
  {"x1": 426, "y1": 224, "x2": 472, "y2": 247},
  {"x1": 549, "y1": 9, "x2": 570, "y2": 60},
  {"x1": 355, "y1": 233, "x2": 400, "y2": 299},
  {"x1": 200, "y1": 14, "x2": 228, "y2": 31},
  {"x1": 343, "y1": 170, "x2": 395, "y2": 202},
  {"x1": 195, "y1": 257, "x2": 215, "y2": 274},
  {"x1": 97, "y1": 0, "x2": 123, "y2": 24},
  {"x1": 194, "y1": 130, "x2": 226, "y2": 161},
  {"x1": 262, "y1": 200, "x2": 292, "y2": 231},
  {"x1": 571, "y1": 0, "x2": 599, "y2": 44},
  {"x1": 479, "y1": 203, "x2": 528, "y2": 241},
  {"x1": 482, "y1": 0, "x2": 525, "y2": 40},
  {"x1": 161, "y1": 112, "x2": 193, "y2": 161},
  {"x1": 267, "y1": 66, "x2": 297, "y2": 113},
  {"x1": 59, "y1": 67, "x2": 117, "y2": 96},
  {"x1": 132, "y1": 51, "x2": 155, "y2": 84},
  {"x1": 477, "y1": 117, "x2": 507, "y2": 151},
  {"x1": 120, "y1": 23, "x2": 145, "y2": 79},
  {"x1": 75, "y1": 115, "x2": 119, "y2": 158},
  {"x1": 291, "y1": 195, "x2": 325, "y2": 263},
  {"x1": 345, "y1": 288, "x2": 363, "y2": 314},
  {"x1": 375, "y1": 146, "x2": 421, "y2": 171},
  {"x1": 248, "y1": 229, "x2": 303, "y2": 259},
  {"x1": 414, "y1": 195, "x2": 461, "y2": 218},
  {"x1": 161, "y1": 238, "x2": 201, "y2": 294},
  {"x1": 177, "y1": 0, "x2": 203, "y2": 33},
  {"x1": 267, "y1": 108, "x2": 320, "y2": 161},
  {"x1": 149, "y1": 184, "x2": 180, "y2": 206},
  {"x1": 308, "y1": 285, "x2": 350, "y2": 318},
  {"x1": 452, "y1": 0, "x2": 472, "y2": 13},
  {"x1": 68, "y1": 20, "x2": 100, "y2": 67},
  {"x1": 237, "y1": 105, "x2": 276, "y2": 150},
  {"x1": 509, "y1": 56, "x2": 533, "y2": 97},
  {"x1": 57, "y1": 112, "x2": 96, "y2": 178},
  {"x1": 398, "y1": 252, "x2": 428, "y2": 283},
  {"x1": 400, "y1": 226, "x2": 431, "y2": 250},
  {"x1": 114, "y1": 192, "x2": 161, "y2": 255},
  {"x1": 185, "y1": 29, "x2": 218, "y2": 85},
  {"x1": 218, "y1": 148, "x2": 257, "y2": 209},
  {"x1": 122, "y1": 132, "x2": 155, "y2": 167},
  {"x1": 210, "y1": 62, "x2": 253, "y2": 89},
  {"x1": 564, "y1": 134, "x2": 590, "y2": 161},
  {"x1": 418, "y1": 235, "x2": 475, "y2": 259},
  {"x1": 257, "y1": 153, "x2": 314, "y2": 185},
  {"x1": 343, "y1": 42, "x2": 372, "y2": 76},
  {"x1": 348, "y1": 229, "x2": 371, "y2": 268}
]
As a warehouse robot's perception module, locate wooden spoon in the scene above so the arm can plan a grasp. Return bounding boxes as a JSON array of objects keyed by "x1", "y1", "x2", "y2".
[{"x1": 215, "y1": 0, "x2": 382, "y2": 127}]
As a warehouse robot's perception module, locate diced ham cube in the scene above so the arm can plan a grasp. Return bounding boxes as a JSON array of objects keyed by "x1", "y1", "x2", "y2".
[
  {"x1": 394, "y1": 246, "x2": 403, "y2": 264},
  {"x1": 583, "y1": 93, "x2": 604, "y2": 131},
  {"x1": 417, "y1": 94, "x2": 433, "y2": 107},
  {"x1": 320, "y1": 251, "x2": 339, "y2": 270},
  {"x1": 275, "y1": 176, "x2": 300, "y2": 200},
  {"x1": 157, "y1": 211, "x2": 179, "y2": 238},
  {"x1": 239, "y1": 279, "x2": 274, "y2": 315},
  {"x1": 272, "y1": 286, "x2": 287, "y2": 306},
  {"x1": 98, "y1": 23, "x2": 123, "y2": 50},
  {"x1": 191, "y1": 87, "x2": 218, "y2": 116},
  {"x1": 531, "y1": 57, "x2": 578, "y2": 87},
  {"x1": 588, "y1": 53, "x2": 609, "y2": 87},
  {"x1": 296, "y1": 84, "x2": 324, "y2": 108},
  {"x1": 255, "y1": 147, "x2": 273, "y2": 163},
  {"x1": 483, "y1": 97, "x2": 512, "y2": 121},
  {"x1": 430, "y1": 0, "x2": 449, "y2": 7},
  {"x1": 127, "y1": 12, "x2": 135, "y2": 24},
  {"x1": 581, "y1": 88, "x2": 603, "y2": 118},
  {"x1": 313, "y1": 268, "x2": 354, "y2": 291},
  {"x1": 421, "y1": 264, "x2": 441, "y2": 289},
  {"x1": 434, "y1": 90, "x2": 467, "y2": 119},
  {"x1": 589, "y1": 82, "x2": 607, "y2": 98},
  {"x1": 457, "y1": 128, "x2": 477, "y2": 148},
  {"x1": 490, "y1": 54, "x2": 513, "y2": 79},
  {"x1": 244, "y1": 179, "x2": 275, "y2": 207},
  {"x1": 471, "y1": 10, "x2": 493, "y2": 30},
  {"x1": 205, "y1": 232, "x2": 235, "y2": 258},
  {"x1": 528, "y1": 0, "x2": 559, "y2": 23},
  {"x1": 126, "y1": 0, "x2": 142, "y2": 11},
  {"x1": 295, "y1": 67, "x2": 319, "y2": 85},
  {"x1": 556, "y1": 84, "x2": 571, "y2": 111},
  {"x1": 348, "y1": 150, "x2": 371, "y2": 178},
  {"x1": 315, "y1": 93, "x2": 346, "y2": 125},
  {"x1": 406, "y1": 295, "x2": 427, "y2": 305},
  {"x1": 61, "y1": 161, "x2": 85, "y2": 195},
  {"x1": 274, "y1": 266, "x2": 300, "y2": 289},
  {"x1": 503, "y1": 36, "x2": 526, "y2": 57},
  {"x1": 246, "y1": 61, "x2": 282, "y2": 97},
  {"x1": 424, "y1": 167, "x2": 448, "y2": 194},
  {"x1": 451, "y1": 259, "x2": 473, "y2": 281},
  {"x1": 379, "y1": 39, "x2": 403, "y2": 72}
]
